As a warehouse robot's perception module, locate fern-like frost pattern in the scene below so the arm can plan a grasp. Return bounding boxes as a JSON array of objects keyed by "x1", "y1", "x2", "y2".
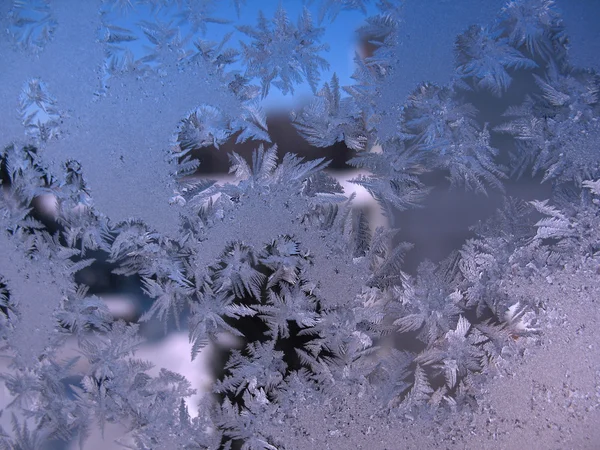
[{"x1": 0, "y1": 0, "x2": 599, "y2": 448}]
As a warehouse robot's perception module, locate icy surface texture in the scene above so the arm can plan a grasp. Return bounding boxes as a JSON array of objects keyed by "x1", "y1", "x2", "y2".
[{"x1": 0, "y1": 1, "x2": 599, "y2": 449}]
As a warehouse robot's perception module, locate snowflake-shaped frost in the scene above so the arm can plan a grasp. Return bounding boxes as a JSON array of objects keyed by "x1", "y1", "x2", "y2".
[{"x1": 237, "y1": 6, "x2": 330, "y2": 97}]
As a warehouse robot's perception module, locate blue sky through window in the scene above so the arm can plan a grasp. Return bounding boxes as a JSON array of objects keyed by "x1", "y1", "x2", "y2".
[{"x1": 100, "y1": 0, "x2": 372, "y2": 112}]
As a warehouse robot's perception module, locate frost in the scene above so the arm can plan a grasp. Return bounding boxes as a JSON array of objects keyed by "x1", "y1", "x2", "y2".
[
  {"x1": 455, "y1": 25, "x2": 537, "y2": 97},
  {"x1": 496, "y1": 69, "x2": 600, "y2": 184},
  {"x1": 237, "y1": 6, "x2": 330, "y2": 97},
  {"x1": 498, "y1": 0, "x2": 567, "y2": 67},
  {"x1": 255, "y1": 284, "x2": 319, "y2": 339},
  {"x1": 292, "y1": 74, "x2": 366, "y2": 150},
  {"x1": 1, "y1": 0, "x2": 599, "y2": 448},
  {"x1": 19, "y1": 78, "x2": 63, "y2": 145},
  {"x1": 391, "y1": 260, "x2": 462, "y2": 345},
  {"x1": 215, "y1": 340, "x2": 286, "y2": 397},
  {"x1": 7, "y1": 0, "x2": 57, "y2": 53},
  {"x1": 312, "y1": 0, "x2": 371, "y2": 23},
  {"x1": 348, "y1": 140, "x2": 430, "y2": 218}
]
